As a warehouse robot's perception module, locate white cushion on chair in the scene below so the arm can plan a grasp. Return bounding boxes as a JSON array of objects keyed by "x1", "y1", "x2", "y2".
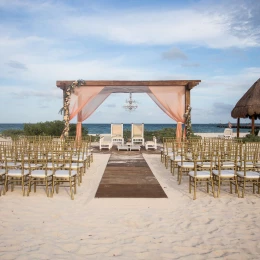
[
  {"x1": 212, "y1": 170, "x2": 235, "y2": 177},
  {"x1": 7, "y1": 169, "x2": 30, "y2": 176},
  {"x1": 7, "y1": 162, "x2": 21, "y2": 168},
  {"x1": 236, "y1": 171, "x2": 260, "y2": 179},
  {"x1": 197, "y1": 162, "x2": 212, "y2": 167},
  {"x1": 216, "y1": 161, "x2": 235, "y2": 168},
  {"x1": 177, "y1": 162, "x2": 194, "y2": 168},
  {"x1": 54, "y1": 170, "x2": 77, "y2": 177},
  {"x1": 237, "y1": 162, "x2": 254, "y2": 168},
  {"x1": 170, "y1": 155, "x2": 182, "y2": 161},
  {"x1": 24, "y1": 163, "x2": 42, "y2": 169},
  {"x1": 188, "y1": 171, "x2": 211, "y2": 178},
  {"x1": 63, "y1": 163, "x2": 83, "y2": 169},
  {"x1": 46, "y1": 163, "x2": 63, "y2": 169},
  {"x1": 31, "y1": 170, "x2": 53, "y2": 178}
]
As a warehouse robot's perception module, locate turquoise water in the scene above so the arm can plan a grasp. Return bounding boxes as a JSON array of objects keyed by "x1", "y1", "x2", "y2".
[{"x1": 0, "y1": 123, "x2": 250, "y2": 134}]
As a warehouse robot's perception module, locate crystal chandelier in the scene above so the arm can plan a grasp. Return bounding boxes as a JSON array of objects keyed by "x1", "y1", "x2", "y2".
[{"x1": 123, "y1": 93, "x2": 138, "y2": 111}]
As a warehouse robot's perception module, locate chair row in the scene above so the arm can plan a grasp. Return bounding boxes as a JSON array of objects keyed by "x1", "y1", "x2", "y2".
[
  {"x1": 161, "y1": 138, "x2": 260, "y2": 199},
  {"x1": 0, "y1": 139, "x2": 93, "y2": 199}
]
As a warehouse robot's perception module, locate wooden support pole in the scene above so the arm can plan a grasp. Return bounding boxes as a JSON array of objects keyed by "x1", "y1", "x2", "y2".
[
  {"x1": 185, "y1": 84, "x2": 191, "y2": 137},
  {"x1": 252, "y1": 117, "x2": 255, "y2": 135},
  {"x1": 237, "y1": 118, "x2": 240, "y2": 138},
  {"x1": 63, "y1": 88, "x2": 66, "y2": 116},
  {"x1": 185, "y1": 84, "x2": 191, "y2": 110}
]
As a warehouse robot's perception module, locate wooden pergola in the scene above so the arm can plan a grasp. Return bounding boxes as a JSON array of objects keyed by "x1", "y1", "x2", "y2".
[
  {"x1": 57, "y1": 80, "x2": 201, "y2": 111},
  {"x1": 56, "y1": 80, "x2": 201, "y2": 139}
]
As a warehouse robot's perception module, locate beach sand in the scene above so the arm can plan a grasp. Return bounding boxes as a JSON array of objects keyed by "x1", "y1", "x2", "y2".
[{"x1": 1, "y1": 135, "x2": 259, "y2": 259}]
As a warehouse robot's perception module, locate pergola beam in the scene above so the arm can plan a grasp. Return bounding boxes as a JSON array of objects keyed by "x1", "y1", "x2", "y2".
[{"x1": 56, "y1": 80, "x2": 201, "y2": 90}]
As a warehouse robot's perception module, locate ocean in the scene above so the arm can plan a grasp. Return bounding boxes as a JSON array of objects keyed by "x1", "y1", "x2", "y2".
[{"x1": 0, "y1": 123, "x2": 250, "y2": 134}]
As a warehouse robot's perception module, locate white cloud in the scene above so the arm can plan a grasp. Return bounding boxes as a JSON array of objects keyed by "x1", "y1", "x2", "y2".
[
  {"x1": 55, "y1": 2, "x2": 259, "y2": 49},
  {"x1": 0, "y1": 0, "x2": 259, "y2": 124},
  {"x1": 162, "y1": 48, "x2": 188, "y2": 60}
]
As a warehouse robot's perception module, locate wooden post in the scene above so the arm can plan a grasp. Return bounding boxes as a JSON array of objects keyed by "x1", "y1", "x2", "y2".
[
  {"x1": 252, "y1": 116, "x2": 255, "y2": 135},
  {"x1": 76, "y1": 94, "x2": 83, "y2": 141},
  {"x1": 237, "y1": 118, "x2": 240, "y2": 138},
  {"x1": 63, "y1": 88, "x2": 66, "y2": 116},
  {"x1": 185, "y1": 83, "x2": 191, "y2": 137}
]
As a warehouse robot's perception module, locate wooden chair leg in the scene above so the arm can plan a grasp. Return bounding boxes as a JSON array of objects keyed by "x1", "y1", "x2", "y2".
[
  {"x1": 211, "y1": 177, "x2": 215, "y2": 198},
  {"x1": 74, "y1": 176, "x2": 77, "y2": 194},
  {"x1": 217, "y1": 177, "x2": 221, "y2": 197},
  {"x1": 69, "y1": 178, "x2": 74, "y2": 200},
  {"x1": 193, "y1": 178, "x2": 197, "y2": 200},
  {"x1": 27, "y1": 176, "x2": 31, "y2": 196},
  {"x1": 45, "y1": 178, "x2": 49, "y2": 197},
  {"x1": 236, "y1": 176, "x2": 240, "y2": 198},
  {"x1": 22, "y1": 176, "x2": 25, "y2": 196},
  {"x1": 242, "y1": 179, "x2": 246, "y2": 198}
]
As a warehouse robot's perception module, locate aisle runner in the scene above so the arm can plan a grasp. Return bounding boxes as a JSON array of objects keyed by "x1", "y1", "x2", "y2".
[{"x1": 95, "y1": 151, "x2": 167, "y2": 198}]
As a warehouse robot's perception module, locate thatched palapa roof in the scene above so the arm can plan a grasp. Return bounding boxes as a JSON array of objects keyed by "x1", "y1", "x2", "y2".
[{"x1": 231, "y1": 78, "x2": 260, "y2": 119}]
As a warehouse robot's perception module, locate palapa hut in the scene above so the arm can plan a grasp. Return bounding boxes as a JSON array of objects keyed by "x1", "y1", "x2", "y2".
[{"x1": 231, "y1": 78, "x2": 260, "y2": 137}]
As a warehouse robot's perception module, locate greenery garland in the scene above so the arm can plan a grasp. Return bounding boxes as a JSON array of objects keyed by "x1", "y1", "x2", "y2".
[
  {"x1": 60, "y1": 79, "x2": 85, "y2": 139},
  {"x1": 184, "y1": 105, "x2": 192, "y2": 139}
]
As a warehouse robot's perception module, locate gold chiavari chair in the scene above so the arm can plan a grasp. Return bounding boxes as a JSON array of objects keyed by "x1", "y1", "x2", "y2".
[
  {"x1": 212, "y1": 148, "x2": 239, "y2": 197},
  {"x1": 236, "y1": 143, "x2": 260, "y2": 198},
  {"x1": 0, "y1": 148, "x2": 7, "y2": 196},
  {"x1": 177, "y1": 141, "x2": 195, "y2": 184},
  {"x1": 52, "y1": 150, "x2": 77, "y2": 200},
  {"x1": 64, "y1": 146, "x2": 84, "y2": 186},
  {"x1": 188, "y1": 149, "x2": 215, "y2": 200},
  {"x1": 27, "y1": 150, "x2": 54, "y2": 197},
  {"x1": 86, "y1": 141, "x2": 93, "y2": 165},
  {"x1": 161, "y1": 137, "x2": 175, "y2": 167},
  {"x1": 4, "y1": 148, "x2": 30, "y2": 196},
  {"x1": 169, "y1": 139, "x2": 183, "y2": 174}
]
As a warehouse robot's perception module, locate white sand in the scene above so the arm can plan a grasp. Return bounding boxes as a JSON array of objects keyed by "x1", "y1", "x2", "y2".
[{"x1": 1, "y1": 141, "x2": 259, "y2": 259}]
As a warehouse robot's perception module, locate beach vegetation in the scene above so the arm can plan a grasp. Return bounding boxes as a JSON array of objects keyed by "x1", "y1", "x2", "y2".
[
  {"x1": 23, "y1": 120, "x2": 88, "y2": 136},
  {"x1": 144, "y1": 127, "x2": 176, "y2": 143},
  {"x1": 0, "y1": 129, "x2": 25, "y2": 139},
  {"x1": 121, "y1": 127, "x2": 201, "y2": 143},
  {"x1": 240, "y1": 134, "x2": 260, "y2": 143},
  {"x1": 121, "y1": 127, "x2": 177, "y2": 143},
  {"x1": 122, "y1": 128, "x2": 177, "y2": 143}
]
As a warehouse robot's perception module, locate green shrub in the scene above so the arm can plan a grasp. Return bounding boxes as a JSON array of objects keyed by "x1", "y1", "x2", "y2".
[
  {"x1": 122, "y1": 127, "x2": 177, "y2": 143},
  {"x1": 123, "y1": 129, "x2": 131, "y2": 142},
  {"x1": 241, "y1": 134, "x2": 260, "y2": 143},
  {"x1": 23, "y1": 120, "x2": 88, "y2": 136},
  {"x1": 0, "y1": 129, "x2": 25, "y2": 139}
]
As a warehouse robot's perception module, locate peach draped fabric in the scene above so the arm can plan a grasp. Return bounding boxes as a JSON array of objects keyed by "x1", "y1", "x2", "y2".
[
  {"x1": 69, "y1": 86, "x2": 110, "y2": 140},
  {"x1": 148, "y1": 86, "x2": 185, "y2": 139}
]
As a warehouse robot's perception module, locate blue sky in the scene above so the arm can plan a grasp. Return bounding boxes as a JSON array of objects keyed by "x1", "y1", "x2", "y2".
[{"x1": 0, "y1": 0, "x2": 259, "y2": 124}]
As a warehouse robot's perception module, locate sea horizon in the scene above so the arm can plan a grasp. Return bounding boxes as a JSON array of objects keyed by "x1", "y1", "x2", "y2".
[{"x1": 0, "y1": 123, "x2": 251, "y2": 134}]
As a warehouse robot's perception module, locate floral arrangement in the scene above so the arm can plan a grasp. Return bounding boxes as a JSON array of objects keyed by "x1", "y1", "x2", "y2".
[
  {"x1": 184, "y1": 105, "x2": 192, "y2": 139},
  {"x1": 60, "y1": 79, "x2": 85, "y2": 139}
]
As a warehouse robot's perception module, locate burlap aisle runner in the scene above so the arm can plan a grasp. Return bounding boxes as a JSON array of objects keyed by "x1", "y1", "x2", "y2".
[{"x1": 95, "y1": 150, "x2": 167, "y2": 198}]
